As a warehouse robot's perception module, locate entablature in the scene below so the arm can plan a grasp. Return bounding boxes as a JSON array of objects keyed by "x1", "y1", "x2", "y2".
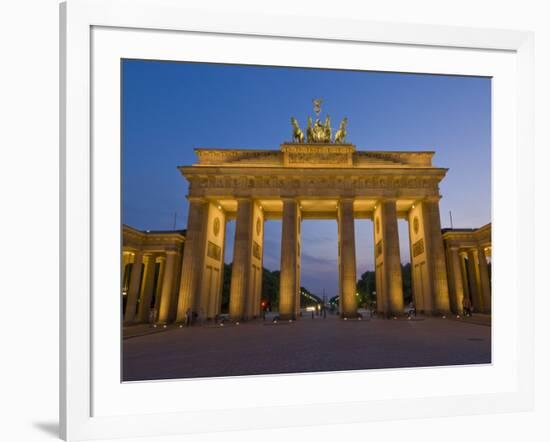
[{"x1": 180, "y1": 166, "x2": 445, "y2": 200}]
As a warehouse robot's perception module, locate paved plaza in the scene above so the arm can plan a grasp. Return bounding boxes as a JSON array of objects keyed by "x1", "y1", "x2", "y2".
[{"x1": 122, "y1": 313, "x2": 491, "y2": 381}]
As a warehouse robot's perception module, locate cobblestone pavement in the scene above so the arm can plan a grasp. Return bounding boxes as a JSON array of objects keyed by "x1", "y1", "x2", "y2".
[{"x1": 122, "y1": 314, "x2": 491, "y2": 381}]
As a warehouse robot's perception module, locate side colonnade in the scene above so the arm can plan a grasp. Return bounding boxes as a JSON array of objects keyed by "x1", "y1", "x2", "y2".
[
  {"x1": 442, "y1": 224, "x2": 492, "y2": 315},
  {"x1": 122, "y1": 226, "x2": 185, "y2": 325}
]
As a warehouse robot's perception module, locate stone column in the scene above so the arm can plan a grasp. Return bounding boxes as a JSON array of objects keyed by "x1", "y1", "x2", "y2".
[
  {"x1": 422, "y1": 200, "x2": 451, "y2": 313},
  {"x1": 229, "y1": 199, "x2": 253, "y2": 320},
  {"x1": 176, "y1": 198, "x2": 208, "y2": 322},
  {"x1": 448, "y1": 247, "x2": 465, "y2": 315},
  {"x1": 477, "y1": 246, "x2": 491, "y2": 313},
  {"x1": 467, "y1": 249, "x2": 483, "y2": 313},
  {"x1": 124, "y1": 251, "x2": 143, "y2": 324},
  {"x1": 338, "y1": 198, "x2": 358, "y2": 318},
  {"x1": 157, "y1": 251, "x2": 177, "y2": 324},
  {"x1": 153, "y1": 255, "x2": 166, "y2": 314},
  {"x1": 138, "y1": 254, "x2": 157, "y2": 322},
  {"x1": 122, "y1": 251, "x2": 132, "y2": 280},
  {"x1": 381, "y1": 200, "x2": 404, "y2": 315},
  {"x1": 279, "y1": 198, "x2": 298, "y2": 320},
  {"x1": 459, "y1": 251, "x2": 471, "y2": 304}
]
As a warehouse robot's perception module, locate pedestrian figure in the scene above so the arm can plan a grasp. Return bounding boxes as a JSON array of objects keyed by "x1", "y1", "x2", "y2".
[
  {"x1": 407, "y1": 301, "x2": 416, "y2": 318},
  {"x1": 185, "y1": 308, "x2": 192, "y2": 327},
  {"x1": 148, "y1": 308, "x2": 156, "y2": 326},
  {"x1": 462, "y1": 296, "x2": 472, "y2": 317}
]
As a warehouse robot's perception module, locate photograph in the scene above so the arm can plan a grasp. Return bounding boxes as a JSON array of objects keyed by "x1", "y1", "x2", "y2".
[{"x1": 121, "y1": 60, "x2": 492, "y2": 381}]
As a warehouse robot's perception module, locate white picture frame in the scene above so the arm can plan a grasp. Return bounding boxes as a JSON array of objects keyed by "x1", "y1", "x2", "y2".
[{"x1": 60, "y1": 0, "x2": 534, "y2": 440}]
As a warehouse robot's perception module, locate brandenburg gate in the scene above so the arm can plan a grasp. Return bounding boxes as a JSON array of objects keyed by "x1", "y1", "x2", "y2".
[{"x1": 175, "y1": 112, "x2": 452, "y2": 321}]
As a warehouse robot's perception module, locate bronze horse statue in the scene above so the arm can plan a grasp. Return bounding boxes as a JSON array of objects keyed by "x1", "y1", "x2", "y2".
[
  {"x1": 334, "y1": 117, "x2": 348, "y2": 144},
  {"x1": 324, "y1": 115, "x2": 332, "y2": 142},
  {"x1": 290, "y1": 117, "x2": 305, "y2": 143},
  {"x1": 306, "y1": 116, "x2": 314, "y2": 143}
]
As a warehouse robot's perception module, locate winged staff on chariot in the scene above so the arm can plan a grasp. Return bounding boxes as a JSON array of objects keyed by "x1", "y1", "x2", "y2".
[{"x1": 291, "y1": 99, "x2": 348, "y2": 144}]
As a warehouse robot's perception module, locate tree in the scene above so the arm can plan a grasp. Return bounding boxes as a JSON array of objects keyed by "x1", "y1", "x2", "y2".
[
  {"x1": 221, "y1": 264, "x2": 320, "y2": 312},
  {"x1": 221, "y1": 263, "x2": 232, "y2": 312},
  {"x1": 355, "y1": 263, "x2": 413, "y2": 306},
  {"x1": 401, "y1": 263, "x2": 413, "y2": 305},
  {"x1": 356, "y1": 270, "x2": 376, "y2": 306},
  {"x1": 261, "y1": 268, "x2": 280, "y2": 309}
]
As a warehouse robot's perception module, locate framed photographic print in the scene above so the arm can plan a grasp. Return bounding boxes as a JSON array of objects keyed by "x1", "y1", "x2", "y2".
[{"x1": 60, "y1": 0, "x2": 534, "y2": 440}]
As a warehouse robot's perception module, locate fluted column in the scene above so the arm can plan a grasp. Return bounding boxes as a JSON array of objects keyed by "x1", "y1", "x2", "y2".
[
  {"x1": 229, "y1": 199, "x2": 253, "y2": 320},
  {"x1": 422, "y1": 200, "x2": 450, "y2": 313},
  {"x1": 448, "y1": 247, "x2": 465, "y2": 315},
  {"x1": 467, "y1": 249, "x2": 483, "y2": 312},
  {"x1": 477, "y1": 246, "x2": 491, "y2": 313},
  {"x1": 177, "y1": 198, "x2": 208, "y2": 322},
  {"x1": 124, "y1": 251, "x2": 143, "y2": 323},
  {"x1": 153, "y1": 255, "x2": 166, "y2": 314},
  {"x1": 138, "y1": 254, "x2": 157, "y2": 322},
  {"x1": 459, "y1": 251, "x2": 471, "y2": 304},
  {"x1": 381, "y1": 201, "x2": 404, "y2": 315},
  {"x1": 279, "y1": 198, "x2": 298, "y2": 320},
  {"x1": 157, "y1": 251, "x2": 177, "y2": 323},
  {"x1": 338, "y1": 199, "x2": 358, "y2": 318}
]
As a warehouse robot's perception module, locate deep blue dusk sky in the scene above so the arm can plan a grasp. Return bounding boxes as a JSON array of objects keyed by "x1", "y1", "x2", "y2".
[{"x1": 122, "y1": 59, "x2": 491, "y2": 298}]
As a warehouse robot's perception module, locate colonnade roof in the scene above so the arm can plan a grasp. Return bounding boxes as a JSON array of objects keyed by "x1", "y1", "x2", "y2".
[
  {"x1": 442, "y1": 223, "x2": 492, "y2": 250},
  {"x1": 123, "y1": 224, "x2": 186, "y2": 253}
]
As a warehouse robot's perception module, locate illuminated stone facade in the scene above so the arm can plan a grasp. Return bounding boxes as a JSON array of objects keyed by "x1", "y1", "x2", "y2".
[
  {"x1": 122, "y1": 226, "x2": 185, "y2": 324},
  {"x1": 174, "y1": 142, "x2": 454, "y2": 321},
  {"x1": 122, "y1": 142, "x2": 492, "y2": 323},
  {"x1": 442, "y1": 224, "x2": 492, "y2": 314}
]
